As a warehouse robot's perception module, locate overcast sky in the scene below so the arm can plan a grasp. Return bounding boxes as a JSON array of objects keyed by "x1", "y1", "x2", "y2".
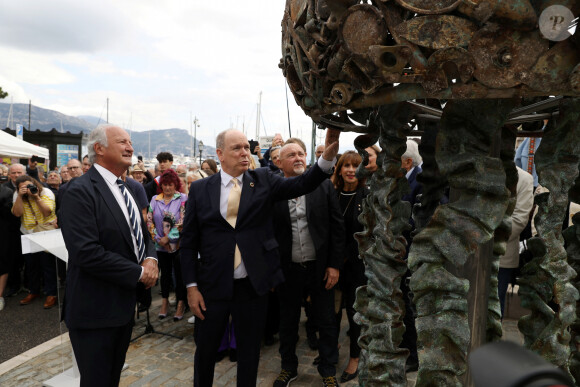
[{"x1": 0, "y1": 0, "x2": 360, "y2": 155}]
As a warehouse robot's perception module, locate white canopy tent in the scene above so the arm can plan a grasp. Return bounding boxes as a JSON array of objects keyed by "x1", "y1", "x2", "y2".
[{"x1": 0, "y1": 130, "x2": 49, "y2": 159}]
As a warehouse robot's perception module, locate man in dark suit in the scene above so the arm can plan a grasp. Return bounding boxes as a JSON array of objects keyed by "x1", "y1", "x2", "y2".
[
  {"x1": 180, "y1": 128, "x2": 340, "y2": 387},
  {"x1": 272, "y1": 142, "x2": 345, "y2": 387},
  {"x1": 60, "y1": 124, "x2": 158, "y2": 387}
]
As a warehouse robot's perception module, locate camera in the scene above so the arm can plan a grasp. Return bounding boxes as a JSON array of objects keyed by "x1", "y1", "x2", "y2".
[{"x1": 27, "y1": 184, "x2": 38, "y2": 195}]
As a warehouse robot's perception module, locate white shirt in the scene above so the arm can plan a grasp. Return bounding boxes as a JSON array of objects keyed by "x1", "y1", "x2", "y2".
[
  {"x1": 406, "y1": 166, "x2": 415, "y2": 180},
  {"x1": 220, "y1": 169, "x2": 249, "y2": 279},
  {"x1": 94, "y1": 163, "x2": 156, "y2": 280}
]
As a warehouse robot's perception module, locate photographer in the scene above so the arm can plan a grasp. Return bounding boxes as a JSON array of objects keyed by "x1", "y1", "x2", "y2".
[{"x1": 11, "y1": 175, "x2": 58, "y2": 309}]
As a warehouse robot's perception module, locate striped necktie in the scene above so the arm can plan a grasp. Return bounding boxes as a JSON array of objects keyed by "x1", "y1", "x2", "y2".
[
  {"x1": 527, "y1": 137, "x2": 536, "y2": 174},
  {"x1": 116, "y1": 179, "x2": 146, "y2": 264},
  {"x1": 226, "y1": 178, "x2": 242, "y2": 270}
]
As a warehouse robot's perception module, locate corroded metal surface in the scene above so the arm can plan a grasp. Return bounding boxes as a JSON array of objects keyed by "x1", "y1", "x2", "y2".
[
  {"x1": 279, "y1": 0, "x2": 580, "y2": 385},
  {"x1": 563, "y1": 212, "x2": 580, "y2": 381},
  {"x1": 353, "y1": 104, "x2": 414, "y2": 386},
  {"x1": 395, "y1": 15, "x2": 478, "y2": 49},
  {"x1": 518, "y1": 98, "x2": 580, "y2": 380},
  {"x1": 280, "y1": 0, "x2": 580, "y2": 123},
  {"x1": 408, "y1": 99, "x2": 513, "y2": 385},
  {"x1": 469, "y1": 26, "x2": 548, "y2": 89}
]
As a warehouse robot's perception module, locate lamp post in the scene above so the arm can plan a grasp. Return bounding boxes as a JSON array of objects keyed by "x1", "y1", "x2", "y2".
[
  {"x1": 192, "y1": 116, "x2": 200, "y2": 160},
  {"x1": 198, "y1": 140, "x2": 204, "y2": 166}
]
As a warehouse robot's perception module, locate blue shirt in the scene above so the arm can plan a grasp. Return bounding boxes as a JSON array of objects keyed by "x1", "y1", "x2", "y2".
[{"x1": 515, "y1": 137, "x2": 542, "y2": 188}]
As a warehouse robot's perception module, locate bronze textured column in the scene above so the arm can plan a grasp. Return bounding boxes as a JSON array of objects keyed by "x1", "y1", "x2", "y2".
[
  {"x1": 518, "y1": 98, "x2": 580, "y2": 381},
  {"x1": 408, "y1": 99, "x2": 514, "y2": 386},
  {"x1": 354, "y1": 103, "x2": 414, "y2": 386}
]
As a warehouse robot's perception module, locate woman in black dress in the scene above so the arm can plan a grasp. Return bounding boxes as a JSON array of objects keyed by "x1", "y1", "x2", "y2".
[{"x1": 331, "y1": 151, "x2": 369, "y2": 382}]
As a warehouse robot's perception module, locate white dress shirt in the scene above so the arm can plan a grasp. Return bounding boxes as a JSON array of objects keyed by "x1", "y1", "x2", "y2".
[
  {"x1": 94, "y1": 163, "x2": 156, "y2": 280},
  {"x1": 220, "y1": 169, "x2": 249, "y2": 279}
]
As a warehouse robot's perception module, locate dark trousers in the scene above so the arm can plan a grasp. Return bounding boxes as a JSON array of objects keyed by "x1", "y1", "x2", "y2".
[
  {"x1": 498, "y1": 267, "x2": 516, "y2": 318},
  {"x1": 400, "y1": 273, "x2": 418, "y2": 365},
  {"x1": 158, "y1": 250, "x2": 186, "y2": 301},
  {"x1": 68, "y1": 321, "x2": 133, "y2": 387},
  {"x1": 304, "y1": 292, "x2": 317, "y2": 338},
  {"x1": 6, "y1": 234, "x2": 23, "y2": 291},
  {"x1": 264, "y1": 290, "x2": 280, "y2": 340},
  {"x1": 339, "y1": 258, "x2": 366, "y2": 359},
  {"x1": 25, "y1": 251, "x2": 57, "y2": 296},
  {"x1": 278, "y1": 262, "x2": 338, "y2": 377},
  {"x1": 194, "y1": 278, "x2": 267, "y2": 387}
]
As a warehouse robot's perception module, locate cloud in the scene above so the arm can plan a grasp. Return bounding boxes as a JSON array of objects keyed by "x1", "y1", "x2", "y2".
[
  {"x1": 0, "y1": 47, "x2": 76, "y2": 87},
  {"x1": 0, "y1": 0, "x2": 130, "y2": 54},
  {"x1": 0, "y1": 75, "x2": 29, "y2": 102}
]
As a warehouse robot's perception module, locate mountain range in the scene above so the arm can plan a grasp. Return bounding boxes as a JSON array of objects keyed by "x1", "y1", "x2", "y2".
[{"x1": 0, "y1": 102, "x2": 215, "y2": 159}]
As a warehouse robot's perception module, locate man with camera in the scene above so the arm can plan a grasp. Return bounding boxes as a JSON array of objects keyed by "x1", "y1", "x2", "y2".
[{"x1": 11, "y1": 175, "x2": 58, "y2": 308}]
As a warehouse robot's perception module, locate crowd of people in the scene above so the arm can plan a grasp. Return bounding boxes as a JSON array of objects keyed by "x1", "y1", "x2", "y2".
[{"x1": 0, "y1": 123, "x2": 548, "y2": 387}]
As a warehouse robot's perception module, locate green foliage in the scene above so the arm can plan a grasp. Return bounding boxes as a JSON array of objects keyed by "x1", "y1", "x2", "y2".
[{"x1": 0, "y1": 87, "x2": 7, "y2": 99}]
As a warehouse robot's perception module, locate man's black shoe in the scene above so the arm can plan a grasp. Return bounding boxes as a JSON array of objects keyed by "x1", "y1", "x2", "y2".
[
  {"x1": 215, "y1": 350, "x2": 227, "y2": 363},
  {"x1": 229, "y1": 349, "x2": 237, "y2": 362},
  {"x1": 322, "y1": 375, "x2": 339, "y2": 386},
  {"x1": 307, "y1": 333, "x2": 319, "y2": 350},
  {"x1": 273, "y1": 369, "x2": 297, "y2": 387}
]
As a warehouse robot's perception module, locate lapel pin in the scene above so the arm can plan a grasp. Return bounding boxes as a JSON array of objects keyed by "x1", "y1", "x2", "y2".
[{"x1": 250, "y1": 182, "x2": 255, "y2": 187}]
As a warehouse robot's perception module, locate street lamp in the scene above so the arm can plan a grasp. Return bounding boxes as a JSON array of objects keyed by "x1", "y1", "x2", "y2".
[
  {"x1": 198, "y1": 140, "x2": 204, "y2": 166},
  {"x1": 191, "y1": 116, "x2": 200, "y2": 160}
]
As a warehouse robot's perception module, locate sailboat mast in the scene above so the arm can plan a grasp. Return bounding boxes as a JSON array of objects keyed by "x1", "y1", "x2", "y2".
[{"x1": 256, "y1": 91, "x2": 262, "y2": 140}]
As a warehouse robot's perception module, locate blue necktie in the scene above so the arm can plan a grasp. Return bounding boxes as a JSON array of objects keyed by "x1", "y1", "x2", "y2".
[{"x1": 116, "y1": 179, "x2": 146, "y2": 264}]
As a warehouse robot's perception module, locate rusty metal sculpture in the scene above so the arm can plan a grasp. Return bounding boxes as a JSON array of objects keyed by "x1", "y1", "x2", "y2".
[{"x1": 280, "y1": 0, "x2": 579, "y2": 386}]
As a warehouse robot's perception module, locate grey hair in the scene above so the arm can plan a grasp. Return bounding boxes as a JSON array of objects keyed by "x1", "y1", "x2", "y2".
[
  {"x1": 402, "y1": 140, "x2": 422, "y2": 167},
  {"x1": 8, "y1": 163, "x2": 25, "y2": 173},
  {"x1": 216, "y1": 128, "x2": 238, "y2": 150},
  {"x1": 189, "y1": 162, "x2": 198, "y2": 169},
  {"x1": 87, "y1": 124, "x2": 112, "y2": 164}
]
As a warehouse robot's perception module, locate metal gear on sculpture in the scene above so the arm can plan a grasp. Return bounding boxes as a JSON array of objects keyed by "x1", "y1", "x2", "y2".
[{"x1": 280, "y1": 0, "x2": 579, "y2": 385}]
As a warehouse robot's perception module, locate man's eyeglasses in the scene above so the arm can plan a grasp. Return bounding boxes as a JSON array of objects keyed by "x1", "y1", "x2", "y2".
[{"x1": 69, "y1": 166, "x2": 80, "y2": 170}]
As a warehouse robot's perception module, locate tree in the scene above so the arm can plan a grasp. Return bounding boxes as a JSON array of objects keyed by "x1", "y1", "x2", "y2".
[{"x1": 0, "y1": 87, "x2": 7, "y2": 99}]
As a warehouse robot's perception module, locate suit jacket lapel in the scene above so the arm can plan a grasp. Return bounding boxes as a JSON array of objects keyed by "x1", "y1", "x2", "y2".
[
  {"x1": 236, "y1": 172, "x2": 255, "y2": 228},
  {"x1": 89, "y1": 168, "x2": 134, "y2": 252},
  {"x1": 208, "y1": 174, "x2": 231, "y2": 228}
]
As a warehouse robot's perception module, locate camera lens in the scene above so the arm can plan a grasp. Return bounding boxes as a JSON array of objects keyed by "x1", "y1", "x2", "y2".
[{"x1": 27, "y1": 184, "x2": 38, "y2": 195}]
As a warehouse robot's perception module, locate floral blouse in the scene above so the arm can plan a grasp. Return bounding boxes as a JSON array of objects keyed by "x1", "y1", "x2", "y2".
[{"x1": 147, "y1": 192, "x2": 187, "y2": 252}]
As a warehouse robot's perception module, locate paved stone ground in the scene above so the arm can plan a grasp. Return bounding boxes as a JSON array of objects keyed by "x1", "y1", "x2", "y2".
[{"x1": 0, "y1": 291, "x2": 523, "y2": 387}]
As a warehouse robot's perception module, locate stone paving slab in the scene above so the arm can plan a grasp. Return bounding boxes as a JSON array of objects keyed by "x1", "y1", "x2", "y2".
[{"x1": 0, "y1": 294, "x2": 523, "y2": 386}]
